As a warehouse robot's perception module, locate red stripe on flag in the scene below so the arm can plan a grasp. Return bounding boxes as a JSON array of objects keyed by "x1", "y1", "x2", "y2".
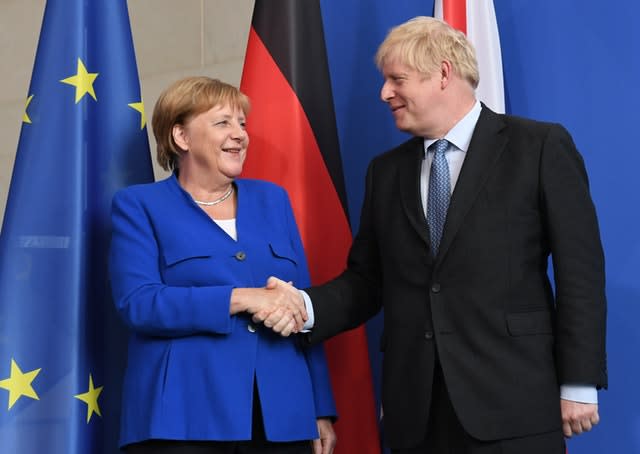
[
  {"x1": 240, "y1": 27, "x2": 351, "y2": 281},
  {"x1": 443, "y1": 0, "x2": 467, "y2": 33},
  {"x1": 241, "y1": 26, "x2": 380, "y2": 453}
]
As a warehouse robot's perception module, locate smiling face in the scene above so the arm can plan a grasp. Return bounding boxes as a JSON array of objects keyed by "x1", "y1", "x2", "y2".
[
  {"x1": 173, "y1": 103, "x2": 249, "y2": 182},
  {"x1": 380, "y1": 59, "x2": 445, "y2": 138}
]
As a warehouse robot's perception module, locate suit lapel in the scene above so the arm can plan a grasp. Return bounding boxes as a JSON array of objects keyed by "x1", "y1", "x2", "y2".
[
  {"x1": 437, "y1": 106, "x2": 508, "y2": 260},
  {"x1": 398, "y1": 137, "x2": 430, "y2": 247}
]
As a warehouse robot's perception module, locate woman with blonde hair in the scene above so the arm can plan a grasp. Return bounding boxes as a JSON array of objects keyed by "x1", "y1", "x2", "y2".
[{"x1": 109, "y1": 76, "x2": 336, "y2": 454}]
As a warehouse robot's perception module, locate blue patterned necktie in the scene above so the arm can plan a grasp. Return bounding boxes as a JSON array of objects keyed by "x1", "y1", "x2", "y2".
[{"x1": 427, "y1": 139, "x2": 451, "y2": 256}]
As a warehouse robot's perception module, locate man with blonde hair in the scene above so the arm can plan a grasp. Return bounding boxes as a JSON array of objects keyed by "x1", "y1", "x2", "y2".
[{"x1": 258, "y1": 16, "x2": 607, "y2": 454}]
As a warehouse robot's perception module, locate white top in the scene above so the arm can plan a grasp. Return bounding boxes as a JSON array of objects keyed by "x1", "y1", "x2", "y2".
[{"x1": 213, "y1": 218, "x2": 237, "y2": 241}]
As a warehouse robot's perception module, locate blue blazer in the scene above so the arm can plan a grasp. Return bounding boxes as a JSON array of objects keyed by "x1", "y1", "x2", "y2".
[{"x1": 109, "y1": 174, "x2": 336, "y2": 447}]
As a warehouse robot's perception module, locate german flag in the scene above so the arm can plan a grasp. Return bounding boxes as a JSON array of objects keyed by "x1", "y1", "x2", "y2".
[{"x1": 240, "y1": 1, "x2": 380, "y2": 452}]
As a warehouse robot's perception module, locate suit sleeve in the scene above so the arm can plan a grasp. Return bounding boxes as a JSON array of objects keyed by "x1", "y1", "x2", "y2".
[
  {"x1": 109, "y1": 189, "x2": 233, "y2": 337},
  {"x1": 540, "y1": 124, "x2": 607, "y2": 388},
  {"x1": 280, "y1": 189, "x2": 337, "y2": 418},
  {"x1": 305, "y1": 159, "x2": 383, "y2": 344}
]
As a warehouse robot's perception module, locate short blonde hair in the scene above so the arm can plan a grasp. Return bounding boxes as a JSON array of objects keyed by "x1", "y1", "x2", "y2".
[
  {"x1": 375, "y1": 16, "x2": 479, "y2": 88},
  {"x1": 152, "y1": 76, "x2": 250, "y2": 171}
]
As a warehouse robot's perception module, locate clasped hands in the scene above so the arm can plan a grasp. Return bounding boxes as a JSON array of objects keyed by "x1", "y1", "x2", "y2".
[{"x1": 243, "y1": 276, "x2": 306, "y2": 337}]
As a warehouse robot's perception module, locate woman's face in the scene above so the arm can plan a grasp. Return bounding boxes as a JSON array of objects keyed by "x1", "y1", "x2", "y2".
[{"x1": 175, "y1": 103, "x2": 249, "y2": 180}]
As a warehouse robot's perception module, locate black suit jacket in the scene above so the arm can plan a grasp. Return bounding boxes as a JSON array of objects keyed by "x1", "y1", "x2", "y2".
[{"x1": 306, "y1": 106, "x2": 607, "y2": 449}]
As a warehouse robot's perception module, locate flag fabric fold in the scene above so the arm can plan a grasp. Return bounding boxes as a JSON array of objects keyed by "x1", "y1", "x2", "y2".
[
  {"x1": 240, "y1": 1, "x2": 380, "y2": 452},
  {"x1": 435, "y1": 0, "x2": 505, "y2": 113},
  {"x1": 0, "y1": 0, "x2": 153, "y2": 452}
]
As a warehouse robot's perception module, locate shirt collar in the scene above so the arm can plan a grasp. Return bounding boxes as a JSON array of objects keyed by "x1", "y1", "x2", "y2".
[{"x1": 424, "y1": 100, "x2": 482, "y2": 155}]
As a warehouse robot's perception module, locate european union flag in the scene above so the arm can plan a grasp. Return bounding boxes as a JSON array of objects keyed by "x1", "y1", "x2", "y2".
[{"x1": 0, "y1": 0, "x2": 153, "y2": 452}]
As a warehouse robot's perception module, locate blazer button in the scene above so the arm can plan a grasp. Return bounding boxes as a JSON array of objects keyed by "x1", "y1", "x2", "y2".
[
  {"x1": 235, "y1": 251, "x2": 246, "y2": 261},
  {"x1": 431, "y1": 283, "x2": 441, "y2": 293},
  {"x1": 424, "y1": 331, "x2": 434, "y2": 340},
  {"x1": 247, "y1": 323, "x2": 256, "y2": 333}
]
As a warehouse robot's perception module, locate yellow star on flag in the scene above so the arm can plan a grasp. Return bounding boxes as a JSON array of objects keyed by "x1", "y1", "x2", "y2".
[
  {"x1": 0, "y1": 358, "x2": 41, "y2": 409},
  {"x1": 74, "y1": 374, "x2": 103, "y2": 423},
  {"x1": 23, "y1": 95, "x2": 34, "y2": 124},
  {"x1": 128, "y1": 100, "x2": 146, "y2": 129},
  {"x1": 60, "y1": 58, "x2": 99, "y2": 103}
]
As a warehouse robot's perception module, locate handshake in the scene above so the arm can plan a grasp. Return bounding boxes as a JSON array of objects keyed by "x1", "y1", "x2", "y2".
[{"x1": 230, "y1": 277, "x2": 309, "y2": 337}]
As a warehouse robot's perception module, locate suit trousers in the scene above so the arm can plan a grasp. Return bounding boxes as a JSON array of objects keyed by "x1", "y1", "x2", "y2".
[
  {"x1": 392, "y1": 362, "x2": 566, "y2": 454},
  {"x1": 125, "y1": 381, "x2": 312, "y2": 454}
]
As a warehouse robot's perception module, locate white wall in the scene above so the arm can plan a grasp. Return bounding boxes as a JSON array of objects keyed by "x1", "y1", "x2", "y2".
[{"x1": 0, "y1": 0, "x2": 255, "y2": 222}]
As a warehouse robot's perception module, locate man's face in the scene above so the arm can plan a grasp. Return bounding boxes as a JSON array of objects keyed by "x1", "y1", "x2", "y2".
[{"x1": 380, "y1": 59, "x2": 443, "y2": 138}]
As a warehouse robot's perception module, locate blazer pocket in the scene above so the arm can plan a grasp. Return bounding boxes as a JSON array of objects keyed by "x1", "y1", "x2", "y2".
[
  {"x1": 506, "y1": 310, "x2": 553, "y2": 336},
  {"x1": 161, "y1": 247, "x2": 221, "y2": 286},
  {"x1": 163, "y1": 247, "x2": 213, "y2": 268},
  {"x1": 268, "y1": 241, "x2": 298, "y2": 266}
]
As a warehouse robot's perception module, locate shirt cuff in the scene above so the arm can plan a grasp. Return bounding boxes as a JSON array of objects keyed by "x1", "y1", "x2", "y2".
[
  {"x1": 300, "y1": 290, "x2": 315, "y2": 331},
  {"x1": 560, "y1": 385, "x2": 598, "y2": 404}
]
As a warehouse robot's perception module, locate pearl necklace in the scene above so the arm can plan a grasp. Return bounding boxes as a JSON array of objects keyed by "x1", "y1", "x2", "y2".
[{"x1": 193, "y1": 186, "x2": 234, "y2": 206}]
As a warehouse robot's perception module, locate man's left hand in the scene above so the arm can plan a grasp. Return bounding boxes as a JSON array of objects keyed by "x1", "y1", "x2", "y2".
[{"x1": 561, "y1": 399, "x2": 599, "y2": 437}]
